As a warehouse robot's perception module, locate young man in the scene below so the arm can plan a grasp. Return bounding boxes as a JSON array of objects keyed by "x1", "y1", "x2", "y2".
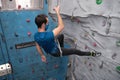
[{"x1": 34, "y1": 6, "x2": 101, "y2": 63}]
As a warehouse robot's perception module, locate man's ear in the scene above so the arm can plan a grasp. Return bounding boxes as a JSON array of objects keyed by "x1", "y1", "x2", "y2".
[{"x1": 41, "y1": 23, "x2": 46, "y2": 28}]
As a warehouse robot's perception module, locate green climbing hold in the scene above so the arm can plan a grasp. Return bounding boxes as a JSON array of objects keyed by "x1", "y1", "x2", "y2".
[
  {"x1": 96, "y1": 0, "x2": 102, "y2": 5},
  {"x1": 116, "y1": 40, "x2": 120, "y2": 47},
  {"x1": 92, "y1": 32, "x2": 95, "y2": 36},
  {"x1": 116, "y1": 66, "x2": 120, "y2": 73}
]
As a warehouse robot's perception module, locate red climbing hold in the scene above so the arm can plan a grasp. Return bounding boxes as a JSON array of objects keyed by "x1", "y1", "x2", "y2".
[
  {"x1": 26, "y1": 19, "x2": 30, "y2": 22},
  {"x1": 93, "y1": 42, "x2": 97, "y2": 47}
]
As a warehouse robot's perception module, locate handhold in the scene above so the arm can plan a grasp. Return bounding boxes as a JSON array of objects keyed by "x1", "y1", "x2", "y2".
[
  {"x1": 92, "y1": 32, "x2": 95, "y2": 36},
  {"x1": 85, "y1": 45, "x2": 88, "y2": 49},
  {"x1": 26, "y1": 19, "x2": 30, "y2": 23},
  {"x1": 116, "y1": 40, "x2": 120, "y2": 47},
  {"x1": 18, "y1": 5, "x2": 21, "y2": 9},
  {"x1": 96, "y1": 0, "x2": 102, "y2": 5},
  {"x1": 90, "y1": 68, "x2": 92, "y2": 71},
  {"x1": 99, "y1": 61, "x2": 104, "y2": 69},
  {"x1": 19, "y1": 58, "x2": 23, "y2": 63},
  {"x1": 93, "y1": 42, "x2": 97, "y2": 47},
  {"x1": 14, "y1": 32, "x2": 19, "y2": 37},
  {"x1": 10, "y1": 46, "x2": 13, "y2": 50},
  {"x1": 111, "y1": 53, "x2": 117, "y2": 59},
  {"x1": 54, "y1": 64, "x2": 59, "y2": 69},
  {"x1": 116, "y1": 66, "x2": 120, "y2": 73},
  {"x1": 27, "y1": 32, "x2": 31, "y2": 36}
]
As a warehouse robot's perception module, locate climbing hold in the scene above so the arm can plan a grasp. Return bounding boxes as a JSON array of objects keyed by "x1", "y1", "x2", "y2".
[
  {"x1": 10, "y1": 46, "x2": 13, "y2": 50},
  {"x1": 90, "y1": 68, "x2": 93, "y2": 71},
  {"x1": 93, "y1": 42, "x2": 97, "y2": 47},
  {"x1": 85, "y1": 45, "x2": 88, "y2": 49},
  {"x1": 116, "y1": 66, "x2": 120, "y2": 73},
  {"x1": 18, "y1": 5, "x2": 21, "y2": 9},
  {"x1": 19, "y1": 58, "x2": 23, "y2": 63},
  {"x1": 14, "y1": 32, "x2": 19, "y2": 37},
  {"x1": 84, "y1": 33, "x2": 89, "y2": 37},
  {"x1": 32, "y1": 67, "x2": 35, "y2": 73},
  {"x1": 99, "y1": 61, "x2": 104, "y2": 69},
  {"x1": 111, "y1": 53, "x2": 117, "y2": 59},
  {"x1": 96, "y1": 0, "x2": 102, "y2": 5},
  {"x1": 27, "y1": 32, "x2": 31, "y2": 36},
  {"x1": 54, "y1": 64, "x2": 59, "y2": 69},
  {"x1": 92, "y1": 32, "x2": 95, "y2": 36},
  {"x1": 26, "y1": 19, "x2": 30, "y2": 23},
  {"x1": 89, "y1": 63, "x2": 92, "y2": 67},
  {"x1": 116, "y1": 40, "x2": 120, "y2": 47}
]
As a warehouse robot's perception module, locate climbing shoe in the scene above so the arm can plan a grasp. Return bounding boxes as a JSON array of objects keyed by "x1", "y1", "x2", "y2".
[{"x1": 91, "y1": 51, "x2": 101, "y2": 57}]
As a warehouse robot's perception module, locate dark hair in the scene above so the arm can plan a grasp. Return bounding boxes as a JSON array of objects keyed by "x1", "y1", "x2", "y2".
[{"x1": 35, "y1": 14, "x2": 47, "y2": 28}]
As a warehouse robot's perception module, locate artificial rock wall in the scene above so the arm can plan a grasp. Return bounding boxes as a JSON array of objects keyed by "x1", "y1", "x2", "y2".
[{"x1": 49, "y1": 0, "x2": 120, "y2": 80}]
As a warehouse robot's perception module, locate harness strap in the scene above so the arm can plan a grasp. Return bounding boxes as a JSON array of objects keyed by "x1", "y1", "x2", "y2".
[{"x1": 56, "y1": 39, "x2": 62, "y2": 57}]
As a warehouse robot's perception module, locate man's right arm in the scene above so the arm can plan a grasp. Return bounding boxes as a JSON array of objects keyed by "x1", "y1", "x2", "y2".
[
  {"x1": 53, "y1": 6, "x2": 64, "y2": 37},
  {"x1": 35, "y1": 42, "x2": 46, "y2": 62}
]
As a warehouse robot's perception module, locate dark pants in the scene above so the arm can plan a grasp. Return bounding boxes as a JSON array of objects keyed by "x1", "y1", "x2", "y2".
[{"x1": 51, "y1": 34, "x2": 92, "y2": 57}]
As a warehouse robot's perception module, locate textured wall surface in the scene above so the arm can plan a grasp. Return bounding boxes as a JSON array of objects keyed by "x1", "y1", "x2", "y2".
[
  {"x1": 0, "y1": 0, "x2": 68, "y2": 80},
  {"x1": 49, "y1": 0, "x2": 120, "y2": 80}
]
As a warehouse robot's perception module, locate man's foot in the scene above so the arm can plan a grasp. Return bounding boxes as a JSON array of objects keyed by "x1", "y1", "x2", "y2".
[{"x1": 91, "y1": 51, "x2": 101, "y2": 57}]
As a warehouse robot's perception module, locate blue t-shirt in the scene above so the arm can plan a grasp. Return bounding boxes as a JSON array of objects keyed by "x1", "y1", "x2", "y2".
[{"x1": 34, "y1": 31, "x2": 59, "y2": 54}]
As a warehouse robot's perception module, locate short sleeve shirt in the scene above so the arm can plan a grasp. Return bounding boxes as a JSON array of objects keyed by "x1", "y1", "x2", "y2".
[{"x1": 34, "y1": 31, "x2": 59, "y2": 54}]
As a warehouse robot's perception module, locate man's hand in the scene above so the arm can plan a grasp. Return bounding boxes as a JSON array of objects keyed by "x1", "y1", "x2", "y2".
[
  {"x1": 53, "y1": 5, "x2": 60, "y2": 14},
  {"x1": 41, "y1": 55, "x2": 47, "y2": 63}
]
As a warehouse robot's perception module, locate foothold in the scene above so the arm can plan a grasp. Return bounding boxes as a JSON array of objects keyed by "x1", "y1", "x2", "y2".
[
  {"x1": 90, "y1": 68, "x2": 92, "y2": 71},
  {"x1": 84, "y1": 33, "x2": 89, "y2": 37},
  {"x1": 96, "y1": 0, "x2": 102, "y2": 5},
  {"x1": 19, "y1": 58, "x2": 23, "y2": 63},
  {"x1": 26, "y1": 5, "x2": 28, "y2": 8},
  {"x1": 116, "y1": 40, "x2": 120, "y2": 47},
  {"x1": 76, "y1": 18, "x2": 80, "y2": 24},
  {"x1": 67, "y1": 63, "x2": 71, "y2": 67},
  {"x1": 10, "y1": 46, "x2": 13, "y2": 50},
  {"x1": 89, "y1": 63, "x2": 92, "y2": 67},
  {"x1": 102, "y1": 20, "x2": 106, "y2": 27},
  {"x1": 85, "y1": 45, "x2": 88, "y2": 49},
  {"x1": 27, "y1": 32, "x2": 31, "y2": 36},
  {"x1": 14, "y1": 32, "x2": 19, "y2": 37},
  {"x1": 54, "y1": 64, "x2": 59, "y2": 69},
  {"x1": 116, "y1": 66, "x2": 120, "y2": 73},
  {"x1": 99, "y1": 61, "x2": 104, "y2": 69},
  {"x1": 32, "y1": 67, "x2": 35, "y2": 73},
  {"x1": 26, "y1": 19, "x2": 30, "y2": 23},
  {"x1": 92, "y1": 32, "x2": 95, "y2": 36},
  {"x1": 18, "y1": 5, "x2": 21, "y2": 9},
  {"x1": 93, "y1": 42, "x2": 97, "y2": 47},
  {"x1": 111, "y1": 53, "x2": 117, "y2": 59}
]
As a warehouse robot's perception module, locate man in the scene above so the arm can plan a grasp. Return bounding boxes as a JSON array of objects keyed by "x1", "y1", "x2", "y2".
[{"x1": 34, "y1": 6, "x2": 101, "y2": 63}]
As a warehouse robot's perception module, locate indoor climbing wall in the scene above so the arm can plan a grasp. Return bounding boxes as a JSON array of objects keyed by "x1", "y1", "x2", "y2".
[
  {"x1": 49, "y1": 0, "x2": 120, "y2": 80},
  {"x1": 0, "y1": 0, "x2": 68, "y2": 80}
]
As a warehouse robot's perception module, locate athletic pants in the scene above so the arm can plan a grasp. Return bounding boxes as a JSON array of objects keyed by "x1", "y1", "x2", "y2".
[{"x1": 51, "y1": 34, "x2": 92, "y2": 57}]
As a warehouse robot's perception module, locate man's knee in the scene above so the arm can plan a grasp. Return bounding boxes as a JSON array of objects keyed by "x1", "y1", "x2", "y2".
[{"x1": 58, "y1": 34, "x2": 64, "y2": 39}]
